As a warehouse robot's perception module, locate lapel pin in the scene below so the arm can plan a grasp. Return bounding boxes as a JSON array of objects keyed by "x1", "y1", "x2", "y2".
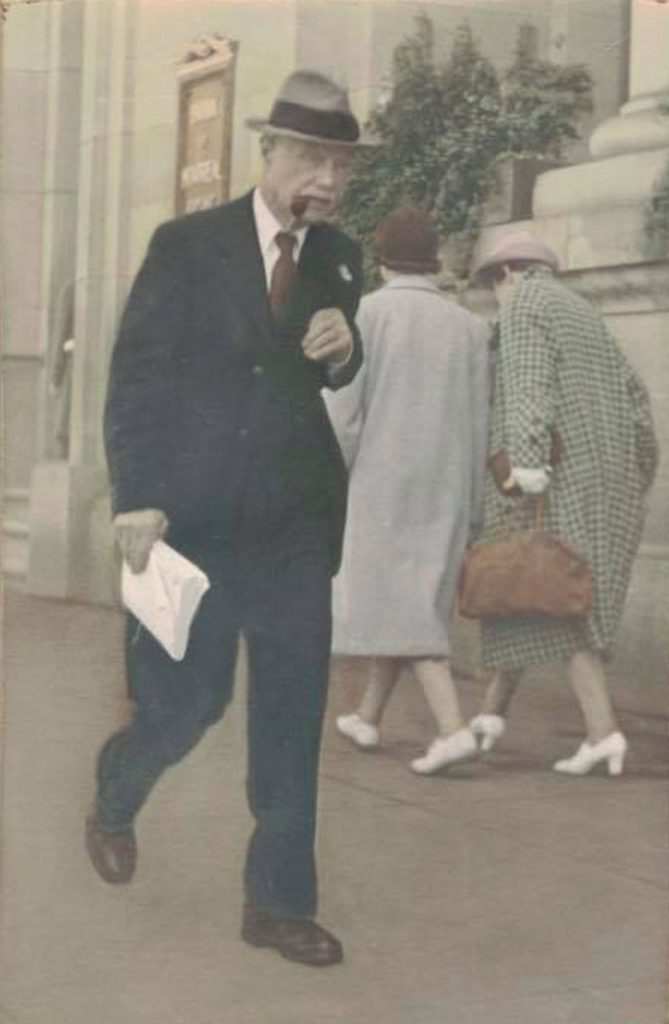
[{"x1": 338, "y1": 264, "x2": 353, "y2": 282}]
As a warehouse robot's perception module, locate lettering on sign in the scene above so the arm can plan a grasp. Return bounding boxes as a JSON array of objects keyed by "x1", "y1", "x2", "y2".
[
  {"x1": 184, "y1": 194, "x2": 221, "y2": 213},
  {"x1": 175, "y1": 37, "x2": 238, "y2": 216},
  {"x1": 180, "y1": 159, "x2": 222, "y2": 188}
]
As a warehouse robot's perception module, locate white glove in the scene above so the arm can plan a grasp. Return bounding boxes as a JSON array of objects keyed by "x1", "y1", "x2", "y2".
[{"x1": 511, "y1": 467, "x2": 551, "y2": 495}]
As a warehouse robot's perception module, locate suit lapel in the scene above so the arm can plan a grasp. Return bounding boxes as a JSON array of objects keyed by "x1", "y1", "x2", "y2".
[
  {"x1": 298, "y1": 224, "x2": 333, "y2": 293},
  {"x1": 207, "y1": 192, "x2": 274, "y2": 349},
  {"x1": 298, "y1": 225, "x2": 354, "y2": 313}
]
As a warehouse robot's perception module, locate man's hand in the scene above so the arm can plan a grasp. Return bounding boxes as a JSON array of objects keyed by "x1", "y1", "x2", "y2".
[
  {"x1": 302, "y1": 308, "x2": 353, "y2": 367},
  {"x1": 113, "y1": 508, "x2": 168, "y2": 574}
]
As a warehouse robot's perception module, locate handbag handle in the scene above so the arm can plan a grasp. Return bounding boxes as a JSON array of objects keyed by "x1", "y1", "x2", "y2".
[{"x1": 499, "y1": 494, "x2": 546, "y2": 537}]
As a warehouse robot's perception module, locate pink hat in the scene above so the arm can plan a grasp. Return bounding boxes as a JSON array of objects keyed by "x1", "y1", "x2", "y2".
[{"x1": 473, "y1": 230, "x2": 559, "y2": 280}]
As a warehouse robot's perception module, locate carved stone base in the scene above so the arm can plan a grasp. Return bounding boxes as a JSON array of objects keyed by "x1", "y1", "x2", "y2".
[{"x1": 27, "y1": 461, "x2": 116, "y2": 605}]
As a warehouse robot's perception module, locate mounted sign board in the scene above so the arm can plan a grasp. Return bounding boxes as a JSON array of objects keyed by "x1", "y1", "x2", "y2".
[{"x1": 175, "y1": 36, "x2": 238, "y2": 216}]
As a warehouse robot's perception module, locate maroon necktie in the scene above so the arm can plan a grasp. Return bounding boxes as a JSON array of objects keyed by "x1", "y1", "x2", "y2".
[{"x1": 269, "y1": 232, "x2": 297, "y2": 316}]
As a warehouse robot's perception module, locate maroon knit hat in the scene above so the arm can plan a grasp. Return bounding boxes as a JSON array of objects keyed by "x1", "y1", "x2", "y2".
[{"x1": 375, "y1": 207, "x2": 441, "y2": 274}]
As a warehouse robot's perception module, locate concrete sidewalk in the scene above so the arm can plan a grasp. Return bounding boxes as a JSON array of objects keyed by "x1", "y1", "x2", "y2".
[{"x1": 1, "y1": 591, "x2": 668, "y2": 1024}]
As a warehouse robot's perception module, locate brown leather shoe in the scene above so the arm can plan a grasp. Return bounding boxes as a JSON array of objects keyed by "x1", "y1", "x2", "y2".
[
  {"x1": 85, "y1": 815, "x2": 137, "y2": 884},
  {"x1": 241, "y1": 905, "x2": 343, "y2": 966}
]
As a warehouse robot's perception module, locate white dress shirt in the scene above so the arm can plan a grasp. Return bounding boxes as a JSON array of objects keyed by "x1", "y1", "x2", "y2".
[{"x1": 253, "y1": 188, "x2": 308, "y2": 288}]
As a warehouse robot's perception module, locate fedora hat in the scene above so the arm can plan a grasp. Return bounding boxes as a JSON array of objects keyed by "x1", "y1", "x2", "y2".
[
  {"x1": 246, "y1": 69, "x2": 382, "y2": 148},
  {"x1": 473, "y1": 230, "x2": 559, "y2": 280}
]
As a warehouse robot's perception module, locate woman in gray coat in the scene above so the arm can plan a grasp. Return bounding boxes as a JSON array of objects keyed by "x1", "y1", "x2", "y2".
[
  {"x1": 468, "y1": 232, "x2": 658, "y2": 775},
  {"x1": 326, "y1": 208, "x2": 490, "y2": 774}
]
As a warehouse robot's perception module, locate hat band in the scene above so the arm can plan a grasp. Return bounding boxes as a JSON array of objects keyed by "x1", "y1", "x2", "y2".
[{"x1": 268, "y1": 99, "x2": 360, "y2": 143}]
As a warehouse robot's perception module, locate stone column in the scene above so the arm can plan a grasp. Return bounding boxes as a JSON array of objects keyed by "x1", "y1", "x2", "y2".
[
  {"x1": 27, "y1": 0, "x2": 137, "y2": 603},
  {"x1": 2, "y1": 0, "x2": 83, "y2": 584},
  {"x1": 530, "y1": 0, "x2": 669, "y2": 262}
]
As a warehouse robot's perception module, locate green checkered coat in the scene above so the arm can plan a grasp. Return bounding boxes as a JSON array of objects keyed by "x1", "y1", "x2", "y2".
[{"x1": 481, "y1": 267, "x2": 658, "y2": 670}]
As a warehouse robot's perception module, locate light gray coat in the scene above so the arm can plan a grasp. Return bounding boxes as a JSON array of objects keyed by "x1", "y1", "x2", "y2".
[{"x1": 325, "y1": 276, "x2": 490, "y2": 656}]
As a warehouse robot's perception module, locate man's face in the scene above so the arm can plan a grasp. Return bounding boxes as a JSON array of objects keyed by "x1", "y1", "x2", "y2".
[{"x1": 260, "y1": 137, "x2": 354, "y2": 227}]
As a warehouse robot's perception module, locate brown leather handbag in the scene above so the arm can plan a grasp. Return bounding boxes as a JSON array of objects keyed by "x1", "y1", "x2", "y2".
[{"x1": 458, "y1": 496, "x2": 593, "y2": 620}]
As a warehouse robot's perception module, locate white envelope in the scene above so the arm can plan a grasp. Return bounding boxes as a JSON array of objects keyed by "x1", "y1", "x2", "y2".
[{"x1": 121, "y1": 541, "x2": 210, "y2": 661}]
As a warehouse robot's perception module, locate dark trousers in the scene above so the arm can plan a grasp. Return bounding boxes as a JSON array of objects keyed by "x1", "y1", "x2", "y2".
[{"x1": 94, "y1": 524, "x2": 332, "y2": 918}]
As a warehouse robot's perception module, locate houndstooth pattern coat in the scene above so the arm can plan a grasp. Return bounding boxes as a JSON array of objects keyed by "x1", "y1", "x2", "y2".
[{"x1": 481, "y1": 266, "x2": 658, "y2": 670}]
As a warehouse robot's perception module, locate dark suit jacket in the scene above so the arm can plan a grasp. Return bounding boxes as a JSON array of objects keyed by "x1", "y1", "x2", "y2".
[{"x1": 104, "y1": 190, "x2": 363, "y2": 573}]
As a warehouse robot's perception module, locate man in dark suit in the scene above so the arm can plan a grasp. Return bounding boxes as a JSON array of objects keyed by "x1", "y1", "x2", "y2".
[{"x1": 86, "y1": 70, "x2": 377, "y2": 967}]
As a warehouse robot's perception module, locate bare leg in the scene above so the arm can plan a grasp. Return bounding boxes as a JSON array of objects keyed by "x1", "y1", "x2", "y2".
[
  {"x1": 357, "y1": 657, "x2": 403, "y2": 727},
  {"x1": 566, "y1": 649, "x2": 618, "y2": 744},
  {"x1": 480, "y1": 669, "x2": 523, "y2": 718},
  {"x1": 410, "y1": 657, "x2": 463, "y2": 737}
]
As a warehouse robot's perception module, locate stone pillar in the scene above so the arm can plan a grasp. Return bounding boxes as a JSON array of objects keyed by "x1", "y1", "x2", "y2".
[
  {"x1": 1, "y1": 0, "x2": 84, "y2": 584},
  {"x1": 27, "y1": 0, "x2": 137, "y2": 603}
]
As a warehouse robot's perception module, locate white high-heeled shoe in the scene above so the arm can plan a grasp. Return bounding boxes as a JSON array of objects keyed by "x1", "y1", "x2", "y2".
[
  {"x1": 336, "y1": 713, "x2": 380, "y2": 749},
  {"x1": 469, "y1": 714, "x2": 506, "y2": 752},
  {"x1": 553, "y1": 731, "x2": 628, "y2": 776},
  {"x1": 410, "y1": 727, "x2": 478, "y2": 775}
]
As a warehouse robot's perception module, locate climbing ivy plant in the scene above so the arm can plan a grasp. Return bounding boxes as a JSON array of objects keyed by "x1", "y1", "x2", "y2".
[
  {"x1": 339, "y1": 16, "x2": 594, "y2": 285},
  {"x1": 338, "y1": 17, "x2": 502, "y2": 282},
  {"x1": 501, "y1": 23, "x2": 593, "y2": 160}
]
